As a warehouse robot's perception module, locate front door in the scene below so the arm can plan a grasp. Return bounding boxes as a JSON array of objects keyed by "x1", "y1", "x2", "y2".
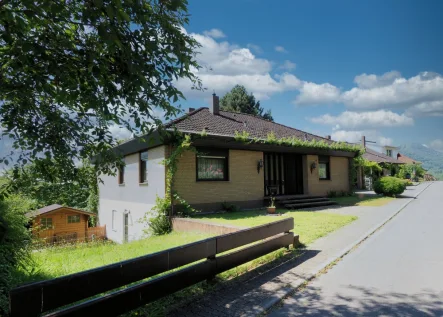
[{"x1": 264, "y1": 153, "x2": 303, "y2": 195}]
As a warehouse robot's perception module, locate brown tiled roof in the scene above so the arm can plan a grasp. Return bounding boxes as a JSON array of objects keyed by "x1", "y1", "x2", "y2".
[
  {"x1": 397, "y1": 153, "x2": 421, "y2": 164},
  {"x1": 363, "y1": 148, "x2": 403, "y2": 164},
  {"x1": 167, "y1": 108, "x2": 334, "y2": 143},
  {"x1": 26, "y1": 204, "x2": 95, "y2": 218}
]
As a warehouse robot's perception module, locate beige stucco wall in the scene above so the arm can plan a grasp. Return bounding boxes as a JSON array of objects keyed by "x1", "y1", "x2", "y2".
[
  {"x1": 174, "y1": 149, "x2": 264, "y2": 207},
  {"x1": 306, "y1": 155, "x2": 350, "y2": 196}
]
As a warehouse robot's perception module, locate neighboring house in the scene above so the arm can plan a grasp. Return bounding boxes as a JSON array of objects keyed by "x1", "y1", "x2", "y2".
[
  {"x1": 356, "y1": 136, "x2": 404, "y2": 189},
  {"x1": 99, "y1": 94, "x2": 358, "y2": 243},
  {"x1": 27, "y1": 204, "x2": 96, "y2": 244},
  {"x1": 382, "y1": 145, "x2": 399, "y2": 159},
  {"x1": 397, "y1": 153, "x2": 421, "y2": 165}
]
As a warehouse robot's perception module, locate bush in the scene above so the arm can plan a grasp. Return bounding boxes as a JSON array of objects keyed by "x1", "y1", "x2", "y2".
[
  {"x1": 0, "y1": 194, "x2": 36, "y2": 315},
  {"x1": 148, "y1": 214, "x2": 172, "y2": 236},
  {"x1": 373, "y1": 177, "x2": 406, "y2": 197},
  {"x1": 327, "y1": 190, "x2": 338, "y2": 198},
  {"x1": 221, "y1": 202, "x2": 240, "y2": 213}
]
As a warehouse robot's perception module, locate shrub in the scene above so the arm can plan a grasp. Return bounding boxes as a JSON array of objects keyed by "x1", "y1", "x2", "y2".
[
  {"x1": 373, "y1": 177, "x2": 406, "y2": 197},
  {"x1": 221, "y1": 202, "x2": 240, "y2": 213},
  {"x1": 327, "y1": 190, "x2": 337, "y2": 198},
  {"x1": 0, "y1": 194, "x2": 36, "y2": 315},
  {"x1": 148, "y1": 214, "x2": 172, "y2": 236}
]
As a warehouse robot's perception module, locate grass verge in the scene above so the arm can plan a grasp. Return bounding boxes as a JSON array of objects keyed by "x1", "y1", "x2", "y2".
[{"x1": 330, "y1": 195, "x2": 395, "y2": 207}]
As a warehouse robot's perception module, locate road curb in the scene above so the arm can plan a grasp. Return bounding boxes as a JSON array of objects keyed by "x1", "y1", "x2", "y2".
[{"x1": 260, "y1": 182, "x2": 433, "y2": 316}]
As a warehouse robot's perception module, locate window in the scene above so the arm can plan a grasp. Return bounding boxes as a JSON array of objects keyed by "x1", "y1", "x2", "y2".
[
  {"x1": 112, "y1": 210, "x2": 117, "y2": 231},
  {"x1": 67, "y1": 215, "x2": 80, "y2": 224},
  {"x1": 118, "y1": 166, "x2": 125, "y2": 185},
  {"x1": 196, "y1": 148, "x2": 229, "y2": 181},
  {"x1": 41, "y1": 217, "x2": 53, "y2": 229},
  {"x1": 318, "y1": 156, "x2": 330, "y2": 180},
  {"x1": 139, "y1": 151, "x2": 148, "y2": 183},
  {"x1": 386, "y1": 149, "x2": 392, "y2": 157}
]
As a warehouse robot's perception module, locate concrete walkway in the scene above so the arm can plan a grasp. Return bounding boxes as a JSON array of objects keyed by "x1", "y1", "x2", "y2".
[
  {"x1": 269, "y1": 181, "x2": 442, "y2": 316},
  {"x1": 167, "y1": 183, "x2": 432, "y2": 317}
]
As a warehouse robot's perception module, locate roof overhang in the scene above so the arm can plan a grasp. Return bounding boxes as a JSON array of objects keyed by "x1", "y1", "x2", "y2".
[{"x1": 192, "y1": 135, "x2": 357, "y2": 158}]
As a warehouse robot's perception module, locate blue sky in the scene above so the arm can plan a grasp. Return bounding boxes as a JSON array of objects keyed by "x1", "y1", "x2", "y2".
[{"x1": 175, "y1": 0, "x2": 443, "y2": 152}]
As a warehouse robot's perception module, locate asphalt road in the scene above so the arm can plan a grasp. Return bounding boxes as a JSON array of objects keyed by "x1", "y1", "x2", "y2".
[{"x1": 269, "y1": 182, "x2": 443, "y2": 317}]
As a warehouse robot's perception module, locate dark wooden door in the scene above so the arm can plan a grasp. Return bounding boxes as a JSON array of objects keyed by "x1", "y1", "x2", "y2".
[
  {"x1": 264, "y1": 153, "x2": 304, "y2": 195},
  {"x1": 284, "y1": 154, "x2": 304, "y2": 195}
]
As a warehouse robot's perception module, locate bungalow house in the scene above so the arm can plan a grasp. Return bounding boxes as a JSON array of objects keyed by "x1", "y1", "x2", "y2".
[
  {"x1": 99, "y1": 94, "x2": 359, "y2": 243},
  {"x1": 397, "y1": 153, "x2": 421, "y2": 165},
  {"x1": 356, "y1": 136, "x2": 404, "y2": 189},
  {"x1": 27, "y1": 204, "x2": 96, "y2": 244}
]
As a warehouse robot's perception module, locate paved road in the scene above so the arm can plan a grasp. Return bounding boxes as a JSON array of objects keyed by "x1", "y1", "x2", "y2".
[{"x1": 269, "y1": 182, "x2": 443, "y2": 316}]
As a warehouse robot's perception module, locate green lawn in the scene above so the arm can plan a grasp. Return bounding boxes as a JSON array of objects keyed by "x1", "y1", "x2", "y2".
[
  {"x1": 14, "y1": 211, "x2": 356, "y2": 316},
  {"x1": 330, "y1": 195, "x2": 395, "y2": 207},
  {"x1": 16, "y1": 231, "x2": 214, "y2": 285},
  {"x1": 193, "y1": 209, "x2": 357, "y2": 245}
]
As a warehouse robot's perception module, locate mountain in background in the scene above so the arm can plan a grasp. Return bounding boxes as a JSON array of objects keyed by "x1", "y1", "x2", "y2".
[{"x1": 398, "y1": 143, "x2": 443, "y2": 180}]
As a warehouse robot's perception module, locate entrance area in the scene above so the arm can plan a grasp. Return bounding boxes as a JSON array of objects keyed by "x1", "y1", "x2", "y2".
[{"x1": 264, "y1": 153, "x2": 304, "y2": 196}]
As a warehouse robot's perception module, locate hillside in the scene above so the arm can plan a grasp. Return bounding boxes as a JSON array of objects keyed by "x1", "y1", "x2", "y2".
[{"x1": 398, "y1": 143, "x2": 443, "y2": 180}]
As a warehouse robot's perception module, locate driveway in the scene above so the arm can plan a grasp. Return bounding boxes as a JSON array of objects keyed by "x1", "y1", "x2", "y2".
[{"x1": 268, "y1": 182, "x2": 443, "y2": 316}]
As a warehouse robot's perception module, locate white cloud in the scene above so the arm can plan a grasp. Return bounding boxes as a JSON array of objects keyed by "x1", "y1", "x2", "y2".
[
  {"x1": 310, "y1": 110, "x2": 414, "y2": 129},
  {"x1": 354, "y1": 71, "x2": 402, "y2": 89},
  {"x1": 294, "y1": 82, "x2": 341, "y2": 106},
  {"x1": 175, "y1": 30, "x2": 304, "y2": 100},
  {"x1": 429, "y1": 139, "x2": 443, "y2": 152},
  {"x1": 108, "y1": 124, "x2": 132, "y2": 141},
  {"x1": 247, "y1": 43, "x2": 263, "y2": 54},
  {"x1": 275, "y1": 46, "x2": 288, "y2": 53},
  {"x1": 203, "y1": 28, "x2": 226, "y2": 39},
  {"x1": 279, "y1": 60, "x2": 296, "y2": 71},
  {"x1": 331, "y1": 130, "x2": 393, "y2": 146},
  {"x1": 405, "y1": 100, "x2": 443, "y2": 117},
  {"x1": 342, "y1": 71, "x2": 443, "y2": 111}
]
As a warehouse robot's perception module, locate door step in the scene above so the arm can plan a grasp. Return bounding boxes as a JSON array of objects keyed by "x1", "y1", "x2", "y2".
[
  {"x1": 279, "y1": 197, "x2": 330, "y2": 205},
  {"x1": 284, "y1": 200, "x2": 338, "y2": 209}
]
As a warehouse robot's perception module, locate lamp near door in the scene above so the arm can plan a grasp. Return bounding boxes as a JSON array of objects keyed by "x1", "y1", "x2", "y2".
[
  {"x1": 257, "y1": 159, "x2": 264, "y2": 174},
  {"x1": 310, "y1": 161, "x2": 317, "y2": 174}
]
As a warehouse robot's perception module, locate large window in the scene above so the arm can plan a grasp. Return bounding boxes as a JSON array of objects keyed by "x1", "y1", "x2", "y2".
[
  {"x1": 140, "y1": 151, "x2": 148, "y2": 183},
  {"x1": 318, "y1": 156, "x2": 330, "y2": 180},
  {"x1": 41, "y1": 217, "x2": 53, "y2": 229},
  {"x1": 67, "y1": 215, "x2": 80, "y2": 224},
  {"x1": 196, "y1": 148, "x2": 229, "y2": 181}
]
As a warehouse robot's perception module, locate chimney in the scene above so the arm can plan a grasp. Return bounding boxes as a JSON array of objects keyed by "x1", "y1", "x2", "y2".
[
  {"x1": 211, "y1": 93, "x2": 219, "y2": 115},
  {"x1": 188, "y1": 107, "x2": 195, "y2": 113},
  {"x1": 361, "y1": 135, "x2": 366, "y2": 148},
  {"x1": 326, "y1": 135, "x2": 331, "y2": 140}
]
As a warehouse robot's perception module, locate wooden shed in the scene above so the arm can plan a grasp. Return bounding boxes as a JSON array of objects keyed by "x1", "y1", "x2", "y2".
[{"x1": 27, "y1": 204, "x2": 97, "y2": 244}]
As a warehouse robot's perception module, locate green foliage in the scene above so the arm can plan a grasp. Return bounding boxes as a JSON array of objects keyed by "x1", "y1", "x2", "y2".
[
  {"x1": 397, "y1": 163, "x2": 425, "y2": 180},
  {"x1": 221, "y1": 202, "x2": 240, "y2": 213},
  {"x1": 2, "y1": 161, "x2": 98, "y2": 212},
  {"x1": 373, "y1": 177, "x2": 406, "y2": 197},
  {"x1": 142, "y1": 134, "x2": 196, "y2": 235},
  {"x1": 235, "y1": 131, "x2": 363, "y2": 154},
  {"x1": 0, "y1": 0, "x2": 202, "y2": 180},
  {"x1": 0, "y1": 194, "x2": 36, "y2": 315},
  {"x1": 327, "y1": 190, "x2": 352, "y2": 198},
  {"x1": 327, "y1": 190, "x2": 338, "y2": 198},
  {"x1": 398, "y1": 143, "x2": 443, "y2": 180},
  {"x1": 220, "y1": 85, "x2": 274, "y2": 121}
]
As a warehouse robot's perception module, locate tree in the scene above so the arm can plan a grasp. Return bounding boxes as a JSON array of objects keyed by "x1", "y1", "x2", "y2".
[
  {"x1": 3, "y1": 161, "x2": 98, "y2": 212},
  {"x1": 0, "y1": 0, "x2": 202, "y2": 182},
  {"x1": 220, "y1": 85, "x2": 274, "y2": 121}
]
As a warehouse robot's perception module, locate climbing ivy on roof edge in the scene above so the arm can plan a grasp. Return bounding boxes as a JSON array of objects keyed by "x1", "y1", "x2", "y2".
[{"x1": 234, "y1": 131, "x2": 364, "y2": 154}]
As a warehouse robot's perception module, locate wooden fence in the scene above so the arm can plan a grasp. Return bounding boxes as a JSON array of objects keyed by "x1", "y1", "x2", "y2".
[{"x1": 9, "y1": 218, "x2": 294, "y2": 317}]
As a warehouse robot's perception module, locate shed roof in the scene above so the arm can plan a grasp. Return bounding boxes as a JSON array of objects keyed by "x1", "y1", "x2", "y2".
[{"x1": 26, "y1": 204, "x2": 95, "y2": 218}]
